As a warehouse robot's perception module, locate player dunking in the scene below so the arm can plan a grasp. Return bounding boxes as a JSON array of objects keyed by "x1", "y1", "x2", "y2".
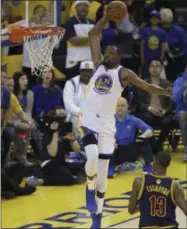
[
  {"x1": 79, "y1": 6, "x2": 172, "y2": 228},
  {"x1": 128, "y1": 151, "x2": 187, "y2": 229}
]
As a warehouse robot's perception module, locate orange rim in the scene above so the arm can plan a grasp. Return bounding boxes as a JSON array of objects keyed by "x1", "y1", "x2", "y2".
[
  {"x1": 9, "y1": 25, "x2": 65, "y2": 43},
  {"x1": 21, "y1": 26, "x2": 65, "y2": 36}
]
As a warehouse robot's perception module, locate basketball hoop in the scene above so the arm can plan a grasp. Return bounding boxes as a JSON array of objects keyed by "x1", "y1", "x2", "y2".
[{"x1": 9, "y1": 25, "x2": 65, "y2": 77}]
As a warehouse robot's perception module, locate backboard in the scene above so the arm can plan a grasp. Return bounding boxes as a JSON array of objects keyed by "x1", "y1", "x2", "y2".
[{"x1": 1, "y1": 0, "x2": 62, "y2": 47}]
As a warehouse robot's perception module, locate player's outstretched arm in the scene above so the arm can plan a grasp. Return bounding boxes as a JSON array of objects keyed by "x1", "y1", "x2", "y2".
[
  {"x1": 88, "y1": 15, "x2": 108, "y2": 67},
  {"x1": 120, "y1": 68, "x2": 172, "y2": 97},
  {"x1": 128, "y1": 176, "x2": 142, "y2": 215},
  {"x1": 173, "y1": 181, "x2": 187, "y2": 216}
]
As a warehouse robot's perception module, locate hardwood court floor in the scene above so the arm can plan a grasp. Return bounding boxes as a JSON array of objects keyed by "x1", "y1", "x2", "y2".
[{"x1": 2, "y1": 152, "x2": 187, "y2": 229}]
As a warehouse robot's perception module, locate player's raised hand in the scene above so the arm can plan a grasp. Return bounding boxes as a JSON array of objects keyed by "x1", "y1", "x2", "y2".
[{"x1": 165, "y1": 87, "x2": 173, "y2": 97}]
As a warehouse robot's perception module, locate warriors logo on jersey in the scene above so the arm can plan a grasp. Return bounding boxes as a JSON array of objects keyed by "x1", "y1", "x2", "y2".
[
  {"x1": 81, "y1": 64, "x2": 123, "y2": 134},
  {"x1": 94, "y1": 74, "x2": 113, "y2": 95}
]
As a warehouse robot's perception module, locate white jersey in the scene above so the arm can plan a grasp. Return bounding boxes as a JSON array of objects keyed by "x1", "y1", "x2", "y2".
[{"x1": 81, "y1": 64, "x2": 123, "y2": 135}]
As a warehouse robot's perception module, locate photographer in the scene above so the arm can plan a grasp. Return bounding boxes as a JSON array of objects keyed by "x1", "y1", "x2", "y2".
[{"x1": 26, "y1": 116, "x2": 85, "y2": 186}]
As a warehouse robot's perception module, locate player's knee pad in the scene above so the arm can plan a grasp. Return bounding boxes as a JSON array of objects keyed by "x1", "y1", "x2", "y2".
[{"x1": 82, "y1": 133, "x2": 98, "y2": 147}]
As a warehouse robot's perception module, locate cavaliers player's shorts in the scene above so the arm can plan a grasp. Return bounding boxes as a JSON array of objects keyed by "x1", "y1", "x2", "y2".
[{"x1": 79, "y1": 126, "x2": 115, "y2": 157}]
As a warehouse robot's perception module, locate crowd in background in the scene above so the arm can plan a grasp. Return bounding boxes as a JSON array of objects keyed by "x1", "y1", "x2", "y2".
[{"x1": 1, "y1": 0, "x2": 187, "y2": 199}]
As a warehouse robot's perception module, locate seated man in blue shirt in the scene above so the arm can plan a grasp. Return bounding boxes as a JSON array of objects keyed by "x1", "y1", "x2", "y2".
[
  {"x1": 171, "y1": 65, "x2": 187, "y2": 161},
  {"x1": 109, "y1": 97, "x2": 154, "y2": 177}
]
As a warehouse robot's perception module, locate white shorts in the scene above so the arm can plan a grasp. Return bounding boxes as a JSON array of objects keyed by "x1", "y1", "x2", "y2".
[{"x1": 81, "y1": 112, "x2": 116, "y2": 137}]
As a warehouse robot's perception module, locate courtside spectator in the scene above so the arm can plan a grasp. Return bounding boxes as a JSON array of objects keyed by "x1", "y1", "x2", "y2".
[
  {"x1": 171, "y1": 66, "x2": 187, "y2": 161},
  {"x1": 108, "y1": 98, "x2": 154, "y2": 178},
  {"x1": 160, "y1": 8, "x2": 187, "y2": 82},
  {"x1": 32, "y1": 70, "x2": 64, "y2": 117},
  {"x1": 13, "y1": 71, "x2": 42, "y2": 158},
  {"x1": 70, "y1": 0, "x2": 101, "y2": 22},
  {"x1": 29, "y1": 4, "x2": 47, "y2": 25},
  {"x1": 4, "y1": 77, "x2": 33, "y2": 166},
  {"x1": 136, "y1": 60, "x2": 174, "y2": 152},
  {"x1": 64, "y1": 0, "x2": 94, "y2": 80},
  {"x1": 63, "y1": 61, "x2": 94, "y2": 135},
  {"x1": 13, "y1": 72, "x2": 34, "y2": 117},
  {"x1": 140, "y1": 10, "x2": 167, "y2": 78}
]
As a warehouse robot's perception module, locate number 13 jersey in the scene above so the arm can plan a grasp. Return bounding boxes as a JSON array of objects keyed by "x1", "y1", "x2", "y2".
[{"x1": 138, "y1": 173, "x2": 178, "y2": 229}]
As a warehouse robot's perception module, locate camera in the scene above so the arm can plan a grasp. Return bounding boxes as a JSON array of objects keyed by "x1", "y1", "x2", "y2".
[{"x1": 36, "y1": 108, "x2": 72, "y2": 135}]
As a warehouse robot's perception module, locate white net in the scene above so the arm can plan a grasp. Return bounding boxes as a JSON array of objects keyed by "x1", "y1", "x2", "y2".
[{"x1": 24, "y1": 29, "x2": 64, "y2": 77}]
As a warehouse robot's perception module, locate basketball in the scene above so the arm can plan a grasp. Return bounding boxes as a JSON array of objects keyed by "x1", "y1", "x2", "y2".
[{"x1": 107, "y1": 1, "x2": 128, "y2": 23}]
